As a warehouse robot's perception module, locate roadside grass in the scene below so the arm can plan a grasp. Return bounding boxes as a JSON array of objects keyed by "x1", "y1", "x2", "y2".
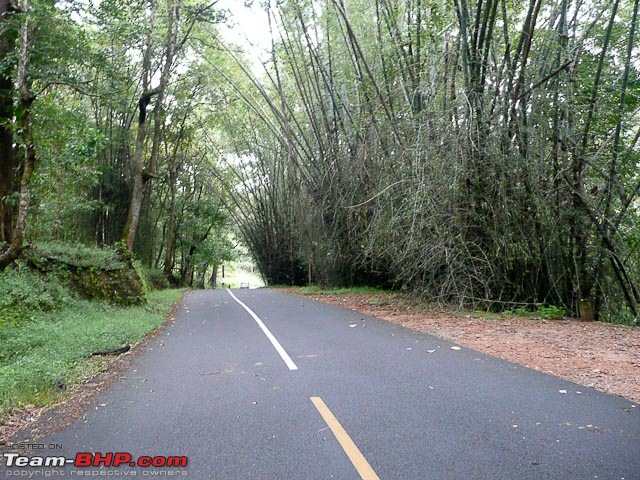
[
  {"x1": 0, "y1": 289, "x2": 184, "y2": 421},
  {"x1": 447, "y1": 304, "x2": 567, "y2": 321},
  {"x1": 285, "y1": 285, "x2": 568, "y2": 321},
  {"x1": 291, "y1": 285, "x2": 390, "y2": 295}
]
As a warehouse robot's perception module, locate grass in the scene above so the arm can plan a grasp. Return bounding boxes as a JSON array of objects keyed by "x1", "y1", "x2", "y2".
[
  {"x1": 504, "y1": 304, "x2": 566, "y2": 320},
  {"x1": 287, "y1": 285, "x2": 568, "y2": 321},
  {"x1": 0, "y1": 289, "x2": 184, "y2": 421},
  {"x1": 463, "y1": 304, "x2": 566, "y2": 320},
  {"x1": 292, "y1": 285, "x2": 390, "y2": 295}
]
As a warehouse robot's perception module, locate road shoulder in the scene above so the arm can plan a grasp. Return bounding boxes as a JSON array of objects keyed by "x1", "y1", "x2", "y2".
[
  {"x1": 0, "y1": 296, "x2": 184, "y2": 447},
  {"x1": 280, "y1": 289, "x2": 640, "y2": 404}
]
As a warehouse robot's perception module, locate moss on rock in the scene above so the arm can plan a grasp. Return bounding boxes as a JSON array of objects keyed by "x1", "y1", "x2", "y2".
[{"x1": 24, "y1": 242, "x2": 145, "y2": 306}]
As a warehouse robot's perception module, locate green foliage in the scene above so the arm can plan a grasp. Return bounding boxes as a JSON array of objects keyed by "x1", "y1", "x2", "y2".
[
  {"x1": 27, "y1": 0, "x2": 94, "y2": 86},
  {"x1": 505, "y1": 305, "x2": 566, "y2": 320},
  {"x1": 0, "y1": 242, "x2": 149, "y2": 326},
  {"x1": 0, "y1": 289, "x2": 184, "y2": 421},
  {"x1": 295, "y1": 286, "x2": 390, "y2": 295},
  {"x1": 32, "y1": 242, "x2": 125, "y2": 270},
  {"x1": 139, "y1": 267, "x2": 170, "y2": 291},
  {"x1": 30, "y1": 92, "x2": 107, "y2": 243},
  {"x1": 4, "y1": 0, "x2": 638, "y2": 326},
  {"x1": 0, "y1": 266, "x2": 72, "y2": 326},
  {"x1": 75, "y1": 266, "x2": 145, "y2": 306},
  {"x1": 211, "y1": 0, "x2": 640, "y2": 323},
  {"x1": 598, "y1": 307, "x2": 638, "y2": 325},
  {"x1": 132, "y1": 260, "x2": 150, "y2": 292},
  {"x1": 21, "y1": 242, "x2": 145, "y2": 306}
]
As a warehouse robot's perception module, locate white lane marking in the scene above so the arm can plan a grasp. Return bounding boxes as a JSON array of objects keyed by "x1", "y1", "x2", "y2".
[{"x1": 226, "y1": 289, "x2": 299, "y2": 371}]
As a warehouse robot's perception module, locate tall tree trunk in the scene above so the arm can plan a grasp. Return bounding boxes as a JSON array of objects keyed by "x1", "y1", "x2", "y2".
[
  {"x1": 122, "y1": 0, "x2": 188, "y2": 251},
  {"x1": 122, "y1": 0, "x2": 158, "y2": 250},
  {"x1": 209, "y1": 264, "x2": 218, "y2": 289},
  {"x1": 0, "y1": 0, "x2": 17, "y2": 246},
  {"x1": 0, "y1": 0, "x2": 35, "y2": 270},
  {"x1": 161, "y1": 98, "x2": 189, "y2": 278},
  {"x1": 163, "y1": 170, "x2": 177, "y2": 277}
]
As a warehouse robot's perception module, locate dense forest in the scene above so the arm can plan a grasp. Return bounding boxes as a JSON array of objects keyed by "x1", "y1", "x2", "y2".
[{"x1": 0, "y1": 0, "x2": 639, "y2": 322}]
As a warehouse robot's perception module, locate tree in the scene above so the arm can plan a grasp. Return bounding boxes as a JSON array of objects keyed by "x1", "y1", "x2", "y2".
[
  {"x1": 0, "y1": 0, "x2": 35, "y2": 270},
  {"x1": 0, "y1": 0, "x2": 18, "y2": 246},
  {"x1": 211, "y1": 0, "x2": 640, "y2": 320},
  {"x1": 0, "y1": 0, "x2": 96, "y2": 269},
  {"x1": 121, "y1": 0, "x2": 218, "y2": 251}
]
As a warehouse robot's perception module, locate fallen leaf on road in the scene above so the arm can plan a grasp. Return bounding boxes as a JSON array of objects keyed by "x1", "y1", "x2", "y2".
[{"x1": 579, "y1": 424, "x2": 598, "y2": 430}]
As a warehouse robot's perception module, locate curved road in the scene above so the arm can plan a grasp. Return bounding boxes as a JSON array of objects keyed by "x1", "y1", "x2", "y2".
[{"x1": 2, "y1": 289, "x2": 639, "y2": 479}]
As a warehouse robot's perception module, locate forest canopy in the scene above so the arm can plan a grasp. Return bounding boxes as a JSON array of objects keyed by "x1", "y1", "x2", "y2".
[{"x1": 0, "y1": 0, "x2": 639, "y2": 322}]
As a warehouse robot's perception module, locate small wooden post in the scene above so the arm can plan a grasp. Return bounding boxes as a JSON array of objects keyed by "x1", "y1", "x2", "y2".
[{"x1": 579, "y1": 299, "x2": 594, "y2": 322}]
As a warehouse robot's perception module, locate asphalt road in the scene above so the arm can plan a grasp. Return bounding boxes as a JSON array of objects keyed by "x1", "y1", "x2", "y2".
[{"x1": 2, "y1": 288, "x2": 639, "y2": 479}]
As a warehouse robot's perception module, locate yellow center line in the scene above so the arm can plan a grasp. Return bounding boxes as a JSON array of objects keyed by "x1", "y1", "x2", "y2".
[{"x1": 310, "y1": 396, "x2": 381, "y2": 480}]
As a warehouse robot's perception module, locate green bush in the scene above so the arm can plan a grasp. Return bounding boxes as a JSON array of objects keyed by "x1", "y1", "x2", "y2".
[
  {"x1": 33, "y1": 242, "x2": 125, "y2": 270},
  {"x1": 507, "y1": 304, "x2": 566, "y2": 320},
  {"x1": 140, "y1": 267, "x2": 170, "y2": 291},
  {"x1": 0, "y1": 266, "x2": 72, "y2": 326},
  {"x1": 297, "y1": 285, "x2": 389, "y2": 295},
  {"x1": 599, "y1": 307, "x2": 637, "y2": 325}
]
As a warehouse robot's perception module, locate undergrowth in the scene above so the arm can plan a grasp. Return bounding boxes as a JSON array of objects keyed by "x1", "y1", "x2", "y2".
[
  {"x1": 287, "y1": 285, "x2": 571, "y2": 321},
  {"x1": 0, "y1": 289, "x2": 184, "y2": 421},
  {"x1": 32, "y1": 242, "x2": 127, "y2": 270},
  {"x1": 504, "y1": 305, "x2": 566, "y2": 320},
  {"x1": 294, "y1": 285, "x2": 390, "y2": 295},
  {"x1": 0, "y1": 267, "x2": 73, "y2": 325}
]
